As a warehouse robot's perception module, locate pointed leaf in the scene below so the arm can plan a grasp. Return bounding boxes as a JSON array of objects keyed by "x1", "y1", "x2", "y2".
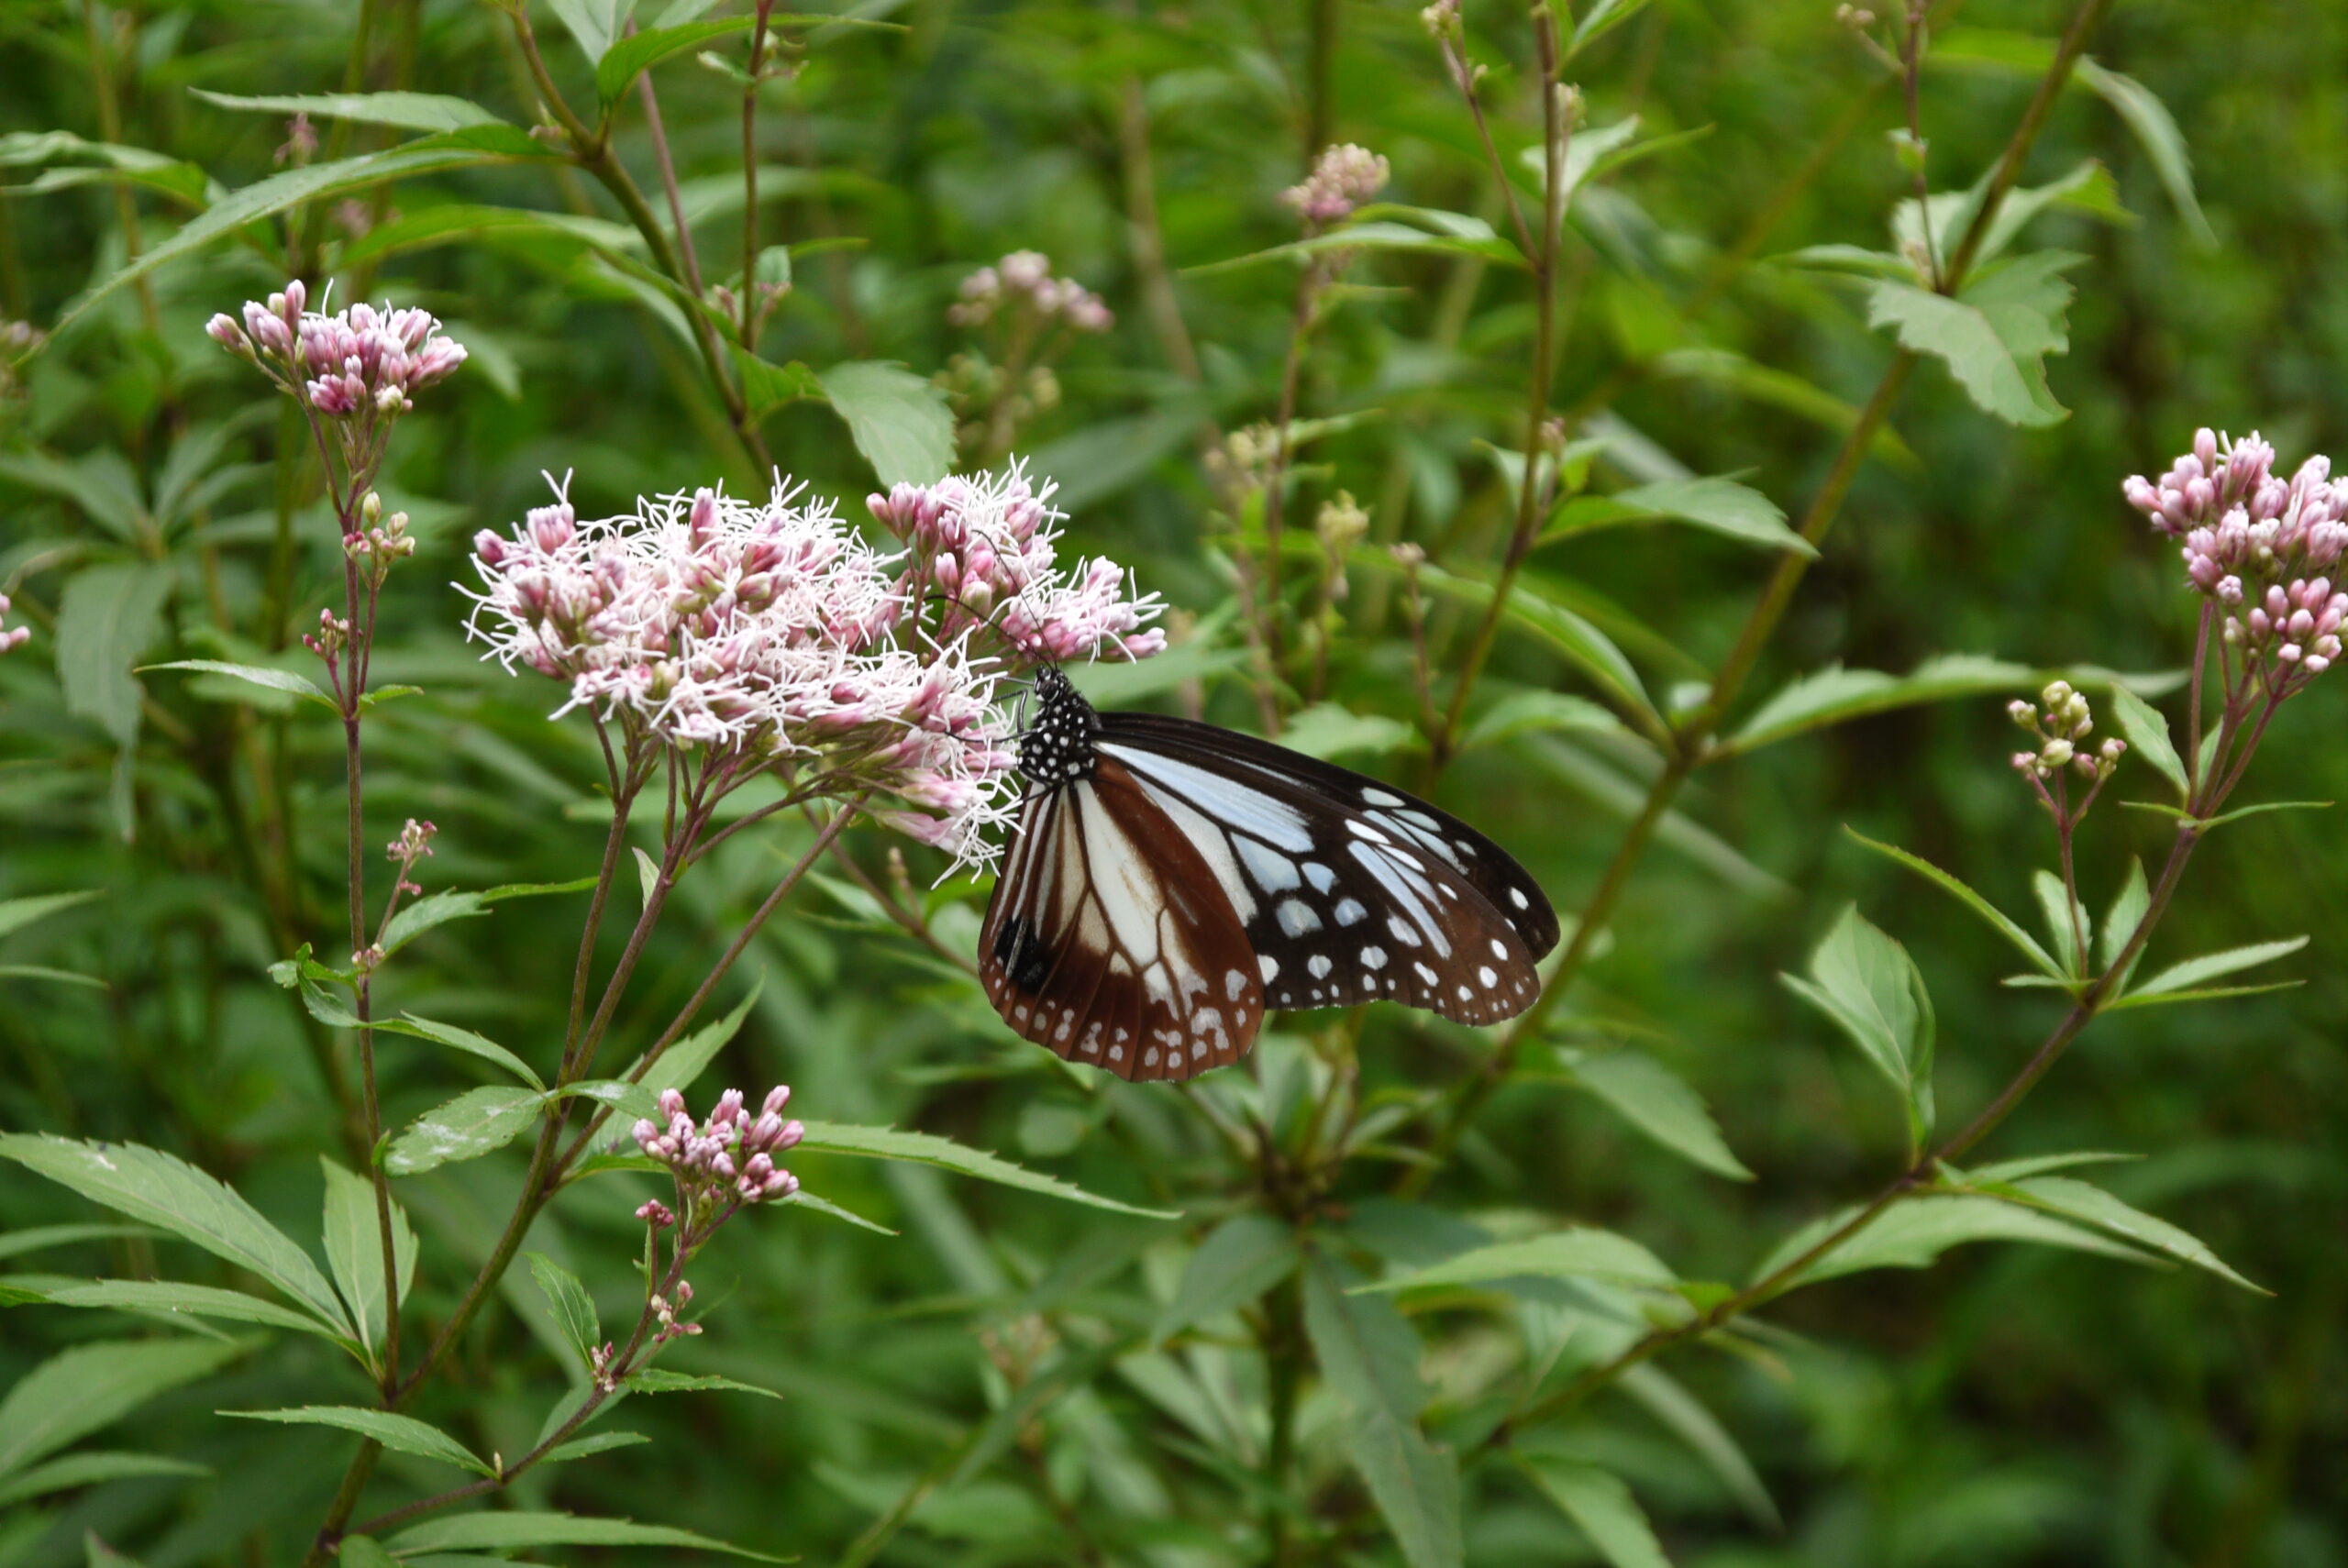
[
  {"x1": 378, "y1": 876, "x2": 598, "y2": 957},
  {"x1": 1569, "y1": 1050, "x2": 1753, "y2": 1180},
  {"x1": 320, "y1": 1158, "x2": 416, "y2": 1357},
  {"x1": 1275, "y1": 703, "x2": 1414, "y2": 761},
  {"x1": 1844, "y1": 827, "x2": 2063, "y2": 977},
  {"x1": 0, "y1": 1135, "x2": 349, "y2": 1332},
  {"x1": 58, "y1": 564, "x2": 175, "y2": 747},
  {"x1": 526, "y1": 1252, "x2": 602, "y2": 1369},
  {"x1": 0, "y1": 891, "x2": 102, "y2": 943},
  {"x1": 1572, "y1": 475, "x2": 1811, "y2": 556},
  {"x1": 1521, "y1": 1457, "x2": 1671, "y2": 1568},
  {"x1": 1616, "y1": 1364, "x2": 1778, "y2": 1528},
  {"x1": 0, "y1": 1338, "x2": 243, "y2": 1479},
  {"x1": 815, "y1": 362, "x2": 954, "y2": 488},
  {"x1": 384, "y1": 1511, "x2": 783, "y2": 1558},
  {"x1": 223, "y1": 1408, "x2": 490, "y2": 1475},
  {"x1": 2125, "y1": 936, "x2": 2306, "y2": 1000},
  {"x1": 28, "y1": 1279, "x2": 360, "y2": 1351},
  {"x1": 2109, "y1": 685, "x2": 2187, "y2": 800},
  {"x1": 384, "y1": 1014, "x2": 544, "y2": 1090},
  {"x1": 623, "y1": 1368, "x2": 785, "y2": 1399},
  {"x1": 1781, "y1": 906, "x2": 1935, "y2": 1145},
  {"x1": 1152, "y1": 1215, "x2": 1298, "y2": 1344},
  {"x1": 2099, "y1": 857, "x2": 2150, "y2": 988},
  {"x1": 795, "y1": 1121, "x2": 1177, "y2": 1219},
  {"x1": 1752, "y1": 1193, "x2": 2150, "y2": 1289},
  {"x1": 0, "y1": 1451, "x2": 209, "y2": 1510},
  {"x1": 2031, "y1": 868, "x2": 2087, "y2": 976},
  {"x1": 1302, "y1": 1257, "x2": 1461, "y2": 1568},
  {"x1": 2076, "y1": 61, "x2": 2214, "y2": 244},
  {"x1": 1995, "y1": 1175, "x2": 2264, "y2": 1292},
  {"x1": 1353, "y1": 1228, "x2": 1675, "y2": 1295},
  {"x1": 143, "y1": 659, "x2": 335, "y2": 711},
  {"x1": 596, "y1": 17, "x2": 753, "y2": 105},
  {"x1": 1462, "y1": 690, "x2": 1621, "y2": 750},
  {"x1": 1867, "y1": 252, "x2": 2080, "y2": 426},
  {"x1": 1722, "y1": 654, "x2": 2036, "y2": 756},
  {"x1": 191, "y1": 89, "x2": 504, "y2": 133},
  {"x1": 640, "y1": 977, "x2": 764, "y2": 1097},
  {"x1": 383, "y1": 1087, "x2": 546, "y2": 1176}
]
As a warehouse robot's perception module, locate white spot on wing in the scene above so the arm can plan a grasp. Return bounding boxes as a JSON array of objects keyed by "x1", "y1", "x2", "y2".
[
  {"x1": 1308, "y1": 955, "x2": 1332, "y2": 979},
  {"x1": 1361, "y1": 945, "x2": 1387, "y2": 969},
  {"x1": 1335, "y1": 899, "x2": 1367, "y2": 926},
  {"x1": 1276, "y1": 899, "x2": 1323, "y2": 936}
]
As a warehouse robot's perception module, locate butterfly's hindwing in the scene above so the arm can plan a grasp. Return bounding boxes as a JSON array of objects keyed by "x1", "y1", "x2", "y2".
[{"x1": 979, "y1": 756, "x2": 1263, "y2": 1082}]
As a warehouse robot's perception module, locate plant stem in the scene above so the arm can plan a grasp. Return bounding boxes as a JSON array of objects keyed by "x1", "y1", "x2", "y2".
[{"x1": 740, "y1": 2, "x2": 778, "y2": 343}]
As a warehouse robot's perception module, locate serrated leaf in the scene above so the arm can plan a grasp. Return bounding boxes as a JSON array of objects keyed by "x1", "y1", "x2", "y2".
[
  {"x1": 1844, "y1": 827, "x2": 2063, "y2": 978},
  {"x1": 795, "y1": 1121, "x2": 1177, "y2": 1219},
  {"x1": 385, "y1": 1014, "x2": 544, "y2": 1090},
  {"x1": 1302, "y1": 1257, "x2": 1460, "y2": 1568},
  {"x1": 320, "y1": 1158, "x2": 416, "y2": 1359},
  {"x1": 2124, "y1": 936, "x2": 2307, "y2": 1000},
  {"x1": 0, "y1": 1135, "x2": 349, "y2": 1333},
  {"x1": 192, "y1": 89, "x2": 504, "y2": 133},
  {"x1": 1151, "y1": 1215, "x2": 1297, "y2": 1344},
  {"x1": 0, "y1": 1338, "x2": 244, "y2": 1480},
  {"x1": 542, "y1": 1430, "x2": 652, "y2": 1464},
  {"x1": 143, "y1": 659, "x2": 334, "y2": 710},
  {"x1": 222, "y1": 1407, "x2": 493, "y2": 1476},
  {"x1": 2031, "y1": 868, "x2": 2088, "y2": 976},
  {"x1": 596, "y1": 17, "x2": 751, "y2": 104},
  {"x1": 27, "y1": 1279, "x2": 362, "y2": 1350},
  {"x1": 526, "y1": 1253, "x2": 602, "y2": 1369},
  {"x1": 385, "y1": 1512, "x2": 783, "y2": 1559},
  {"x1": 1353, "y1": 1228, "x2": 1676, "y2": 1294},
  {"x1": 379, "y1": 876, "x2": 598, "y2": 956},
  {"x1": 1521, "y1": 1457, "x2": 1671, "y2": 1568},
  {"x1": 1722, "y1": 654, "x2": 2035, "y2": 756},
  {"x1": 815, "y1": 362, "x2": 954, "y2": 488},
  {"x1": 1569, "y1": 1049, "x2": 1753, "y2": 1180},
  {"x1": 623, "y1": 1368, "x2": 785, "y2": 1399},
  {"x1": 0, "y1": 1451, "x2": 209, "y2": 1510},
  {"x1": 1868, "y1": 251, "x2": 2081, "y2": 426},
  {"x1": 2109, "y1": 684, "x2": 2187, "y2": 799},
  {"x1": 1552, "y1": 475, "x2": 1810, "y2": 556},
  {"x1": 1995, "y1": 1175, "x2": 2264, "y2": 1291},
  {"x1": 641, "y1": 977, "x2": 765, "y2": 1097},
  {"x1": 1752, "y1": 1193, "x2": 2150, "y2": 1289},
  {"x1": 784, "y1": 1188, "x2": 897, "y2": 1235},
  {"x1": 0, "y1": 451, "x2": 148, "y2": 540},
  {"x1": 1781, "y1": 906, "x2": 1935, "y2": 1149},
  {"x1": 383, "y1": 1088, "x2": 546, "y2": 1176}
]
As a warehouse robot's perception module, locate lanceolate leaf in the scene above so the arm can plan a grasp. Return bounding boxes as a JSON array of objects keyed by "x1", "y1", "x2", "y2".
[
  {"x1": 222, "y1": 1408, "x2": 493, "y2": 1476},
  {"x1": 383, "y1": 1087, "x2": 546, "y2": 1176},
  {"x1": 1844, "y1": 827, "x2": 2064, "y2": 978},
  {"x1": 383, "y1": 1511, "x2": 784, "y2": 1559},
  {"x1": 1722, "y1": 654, "x2": 2035, "y2": 756},
  {"x1": 1352, "y1": 1228, "x2": 1676, "y2": 1295},
  {"x1": 2109, "y1": 684, "x2": 2187, "y2": 800},
  {"x1": 28, "y1": 1279, "x2": 361, "y2": 1352},
  {"x1": 57, "y1": 564, "x2": 174, "y2": 748},
  {"x1": 1520, "y1": 1456, "x2": 1671, "y2": 1568},
  {"x1": 2122, "y1": 936, "x2": 2307, "y2": 1000},
  {"x1": 0, "y1": 1451, "x2": 208, "y2": 1510},
  {"x1": 526, "y1": 1252, "x2": 603, "y2": 1370},
  {"x1": 0, "y1": 1135, "x2": 351, "y2": 1334},
  {"x1": 1567, "y1": 1049, "x2": 1754, "y2": 1180},
  {"x1": 192, "y1": 89, "x2": 505, "y2": 134},
  {"x1": 794, "y1": 1121, "x2": 1178, "y2": 1219},
  {"x1": 1301, "y1": 1257, "x2": 1462, "y2": 1568},
  {"x1": 320, "y1": 1157, "x2": 418, "y2": 1357},
  {"x1": 0, "y1": 1338, "x2": 245, "y2": 1480},
  {"x1": 1988, "y1": 1175, "x2": 2265, "y2": 1292},
  {"x1": 639, "y1": 978, "x2": 766, "y2": 1097},
  {"x1": 1751, "y1": 1193, "x2": 2149, "y2": 1289},
  {"x1": 1781, "y1": 906, "x2": 1936, "y2": 1148},
  {"x1": 1548, "y1": 474, "x2": 1810, "y2": 556},
  {"x1": 1152, "y1": 1215, "x2": 1298, "y2": 1344},
  {"x1": 0, "y1": 890, "x2": 101, "y2": 943}
]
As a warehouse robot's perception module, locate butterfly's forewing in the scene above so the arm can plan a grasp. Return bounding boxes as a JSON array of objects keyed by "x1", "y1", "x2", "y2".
[
  {"x1": 980, "y1": 755, "x2": 1264, "y2": 1082},
  {"x1": 1098, "y1": 714, "x2": 1555, "y2": 1026}
]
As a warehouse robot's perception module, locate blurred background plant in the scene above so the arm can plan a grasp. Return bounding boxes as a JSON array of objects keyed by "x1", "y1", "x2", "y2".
[{"x1": 0, "y1": 1, "x2": 2342, "y2": 1566}]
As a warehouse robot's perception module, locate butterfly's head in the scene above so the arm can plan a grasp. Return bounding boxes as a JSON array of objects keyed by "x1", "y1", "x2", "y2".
[{"x1": 1016, "y1": 667, "x2": 1099, "y2": 786}]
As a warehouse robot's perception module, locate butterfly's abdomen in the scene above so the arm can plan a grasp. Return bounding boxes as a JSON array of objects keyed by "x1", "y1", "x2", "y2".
[{"x1": 1016, "y1": 668, "x2": 1100, "y2": 785}]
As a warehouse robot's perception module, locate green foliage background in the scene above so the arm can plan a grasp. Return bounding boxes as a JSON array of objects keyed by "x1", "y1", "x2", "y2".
[{"x1": 0, "y1": 1, "x2": 2342, "y2": 1564}]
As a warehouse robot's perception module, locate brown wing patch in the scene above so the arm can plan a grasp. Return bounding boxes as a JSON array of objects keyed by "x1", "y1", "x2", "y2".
[{"x1": 979, "y1": 759, "x2": 1265, "y2": 1082}]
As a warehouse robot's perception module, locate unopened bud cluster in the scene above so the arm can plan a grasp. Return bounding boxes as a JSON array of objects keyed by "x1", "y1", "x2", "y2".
[
  {"x1": 948, "y1": 250, "x2": 1113, "y2": 335},
  {"x1": 207, "y1": 280, "x2": 465, "y2": 423},
  {"x1": 2008, "y1": 680, "x2": 2124, "y2": 782},
  {"x1": 346, "y1": 491, "x2": 415, "y2": 581},
  {"x1": 385, "y1": 818, "x2": 437, "y2": 896},
  {"x1": 0, "y1": 593, "x2": 26, "y2": 656},
  {"x1": 2124, "y1": 430, "x2": 2348, "y2": 679},
  {"x1": 632, "y1": 1085, "x2": 803, "y2": 1207},
  {"x1": 1281, "y1": 143, "x2": 1390, "y2": 229}
]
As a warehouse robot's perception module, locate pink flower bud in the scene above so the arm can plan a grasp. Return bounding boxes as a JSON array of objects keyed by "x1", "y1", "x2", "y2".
[
  {"x1": 762, "y1": 1086, "x2": 790, "y2": 1117},
  {"x1": 659, "y1": 1088, "x2": 687, "y2": 1120},
  {"x1": 712, "y1": 1088, "x2": 745, "y2": 1127},
  {"x1": 2194, "y1": 427, "x2": 2218, "y2": 472}
]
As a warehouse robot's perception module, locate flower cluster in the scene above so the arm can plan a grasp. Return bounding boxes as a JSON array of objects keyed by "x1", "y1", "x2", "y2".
[
  {"x1": 633, "y1": 1086, "x2": 803, "y2": 1207},
  {"x1": 385, "y1": 818, "x2": 436, "y2": 896},
  {"x1": 208, "y1": 281, "x2": 466, "y2": 422},
  {"x1": 947, "y1": 250, "x2": 1113, "y2": 334},
  {"x1": 2124, "y1": 430, "x2": 2348, "y2": 678},
  {"x1": 2008, "y1": 681, "x2": 2124, "y2": 783},
  {"x1": 467, "y1": 463, "x2": 1161, "y2": 868},
  {"x1": 1281, "y1": 143, "x2": 1390, "y2": 228},
  {"x1": 0, "y1": 592, "x2": 27, "y2": 656}
]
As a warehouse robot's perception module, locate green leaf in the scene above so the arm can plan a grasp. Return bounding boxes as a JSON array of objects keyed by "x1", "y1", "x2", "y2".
[
  {"x1": 623, "y1": 1368, "x2": 785, "y2": 1399},
  {"x1": 641, "y1": 978, "x2": 765, "y2": 1097},
  {"x1": 1275, "y1": 703, "x2": 1413, "y2": 761},
  {"x1": 143, "y1": 659, "x2": 335, "y2": 712},
  {"x1": 221, "y1": 1408, "x2": 492, "y2": 1476},
  {"x1": 1615, "y1": 1364, "x2": 1778, "y2": 1529},
  {"x1": 541, "y1": 1430, "x2": 652, "y2": 1464},
  {"x1": 1722, "y1": 654, "x2": 2034, "y2": 756},
  {"x1": 383, "y1": 1087, "x2": 546, "y2": 1176},
  {"x1": 1151, "y1": 1215, "x2": 1298, "y2": 1344},
  {"x1": 1462, "y1": 690, "x2": 1621, "y2": 751},
  {"x1": 2100, "y1": 857, "x2": 2150, "y2": 988},
  {"x1": 1844, "y1": 826, "x2": 2064, "y2": 978},
  {"x1": 1302, "y1": 1257, "x2": 1461, "y2": 1568},
  {"x1": 548, "y1": 0, "x2": 627, "y2": 60},
  {"x1": 597, "y1": 17, "x2": 753, "y2": 105},
  {"x1": 2124, "y1": 936, "x2": 2307, "y2": 1000},
  {"x1": 1963, "y1": 1151, "x2": 2138, "y2": 1184},
  {"x1": 1992, "y1": 1176, "x2": 2265, "y2": 1292},
  {"x1": 784, "y1": 1188, "x2": 898, "y2": 1236},
  {"x1": 0, "y1": 965, "x2": 106, "y2": 988},
  {"x1": 1780, "y1": 906, "x2": 1936, "y2": 1149},
  {"x1": 1521, "y1": 1457, "x2": 1671, "y2": 1568},
  {"x1": 1894, "y1": 160, "x2": 2126, "y2": 279},
  {"x1": 384, "y1": 1510, "x2": 783, "y2": 1559},
  {"x1": 2105, "y1": 980, "x2": 2302, "y2": 1010},
  {"x1": 731, "y1": 349, "x2": 824, "y2": 420},
  {"x1": 28, "y1": 1279, "x2": 360, "y2": 1349},
  {"x1": 0, "y1": 1337, "x2": 243, "y2": 1480},
  {"x1": 0, "y1": 1222, "x2": 159, "y2": 1261},
  {"x1": 1568, "y1": 1049, "x2": 1753, "y2": 1180},
  {"x1": 1355, "y1": 1228, "x2": 1676, "y2": 1296},
  {"x1": 336, "y1": 1540, "x2": 399, "y2": 1568},
  {"x1": 0, "y1": 131, "x2": 208, "y2": 205},
  {"x1": 2031, "y1": 868, "x2": 2087, "y2": 976},
  {"x1": 1751, "y1": 1193, "x2": 2149, "y2": 1289},
  {"x1": 2076, "y1": 61, "x2": 2214, "y2": 244},
  {"x1": 192, "y1": 89, "x2": 505, "y2": 134},
  {"x1": 2109, "y1": 685, "x2": 2187, "y2": 800},
  {"x1": 795, "y1": 1121, "x2": 1177, "y2": 1219},
  {"x1": 526, "y1": 1252, "x2": 603, "y2": 1370},
  {"x1": 383, "y1": 1014, "x2": 545, "y2": 1091},
  {"x1": 379, "y1": 876, "x2": 599, "y2": 956},
  {"x1": 58, "y1": 564, "x2": 175, "y2": 748},
  {"x1": 1188, "y1": 210, "x2": 1524, "y2": 276},
  {"x1": 2201, "y1": 798, "x2": 2333, "y2": 829},
  {"x1": 0, "y1": 1135, "x2": 350, "y2": 1333},
  {"x1": 320, "y1": 1157, "x2": 416, "y2": 1359},
  {"x1": 1867, "y1": 251, "x2": 2081, "y2": 426},
  {"x1": 815, "y1": 362, "x2": 955, "y2": 488},
  {"x1": 1551, "y1": 475, "x2": 1811, "y2": 556},
  {"x1": 1568, "y1": 0, "x2": 1656, "y2": 55},
  {"x1": 340, "y1": 202, "x2": 642, "y2": 267},
  {"x1": 0, "y1": 451, "x2": 150, "y2": 540},
  {"x1": 0, "y1": 890, "x2": 102, "y2": 943},
  {"x1": 632, "y1": 845, "x2": 660, "y2": 909},
  {"x1": 0, "y1": 1451, "x2": 209, "y2": 1510}
]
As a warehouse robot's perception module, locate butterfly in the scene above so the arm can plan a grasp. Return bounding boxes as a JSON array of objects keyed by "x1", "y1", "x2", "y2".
[{"x1": 979, "y1": 667, "x2": 1560, "y2": 1082}]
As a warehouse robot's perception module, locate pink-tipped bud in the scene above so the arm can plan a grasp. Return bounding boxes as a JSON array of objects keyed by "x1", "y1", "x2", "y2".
[
  {"x1": 658, "y1": 1088, "x2": 687, "y2": 1121},
  {"x1": 712, "y1": 1088, "x2": 745, "y2": 1127},
  {"x1": 2194, "y1": 427, "x2": 2219, "y2": 473},
  {"x1": 636, "y1": 1199, "x2": 675, "y2": 1228},
  {"x1": 631, "y1": 1118, "x2": 659, "y2": 1152},
  {"x1": 474, "y1": 529, "x2": 507, "y2": 566},
  {"x1": 761, "y1": 1086, "x2": 791, "y2": 1117},
  {"x1": 775, "y1": 1118, "x2": 803, "y2": 1152}
]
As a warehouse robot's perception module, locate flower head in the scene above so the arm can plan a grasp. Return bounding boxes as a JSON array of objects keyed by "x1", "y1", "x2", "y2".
[
  {"x1": 2007, "y1": 679, "x2": 2123, "y2": 784},
  {"x1": 632, "y1": 1083, "x2": 803, "y2": 1207},
  {"x1": 1281, "y1": 143, "x2": 1390, "y2": 229},
  {"x1": 948, "y1": 250, "x2": 1113, "y2": 335}
]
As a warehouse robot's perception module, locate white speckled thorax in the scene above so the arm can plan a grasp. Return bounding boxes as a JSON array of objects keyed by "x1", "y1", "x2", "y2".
[{"x1": 1016, "y1": 667, "x2": 1100, "y2": 787}]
